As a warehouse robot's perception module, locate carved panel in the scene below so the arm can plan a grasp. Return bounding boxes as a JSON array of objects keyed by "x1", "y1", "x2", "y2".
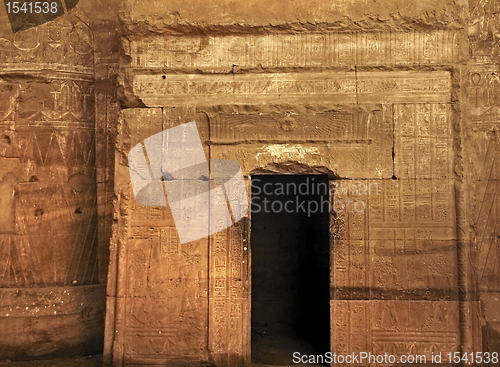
[
  {"x1": 330, "y1": 97, "x2": 459, "y2": 359},
  {"x1": 209, "y1": 104, "x2": 393, "y2": 179},
  {"x1": 0, "y1": 13, "x2": 94, "y2": 75},
  {"x1": 123, "y1": 231, "x2": 208, "y2": 365},
  {"x1": 331, "y1": 300, "x2": 460, "y2": 365},
  {"x1": 209, "y1": 106, "x2": 378, "y2": 144},
  {"x1": 464, "y1": 65, "x2": 500, "y2": 293},
  {"x1": 370, "y1": 301, "x2": 460, "y2": 358},
  {"x1": 368, "y1": 102, "x2": 458, "y2": 302},
  {"x1": 395, "y1": 103, "x2": 453, "y2": 179},
  {"x1": 111, "y1": 108, "x2": 219, "y2": 365},
  {"x1": 331, "y1": 179, "x2": 457, "y2": 302},
  {"x1": 0, "y1": 75, "x2": 98, "y2": 287},
  {"x1": 132, "y1": 71, "x2": 451, "y2": 107},
  {"x1": 129, "y1": 30, "x2": 461, "y2": 70},
  {"x1": 209, "y1": 219, "x2": 250, "y2": 366}
]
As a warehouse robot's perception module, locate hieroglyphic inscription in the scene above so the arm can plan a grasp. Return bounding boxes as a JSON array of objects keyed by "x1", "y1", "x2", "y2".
[
  {"x1": 134, "y1": 72, "x2": 355, "y2": 106},
  {"x1": 0, "y1": 15, "x2": 94, "y2": 74},
  {"x1": 209, "y1": 108, "x2": 376, "y2": 144},
  {"x1": 388, "y1": 101, "x2": 456, "y2": 295},
  {"x1": 133, "y1": 71, "x2": 451, "y2": 106},
  {"x1": 371, "y1": 301, "x2": 460, "y2": 357},
  {"x1": 331, "y1": 181, "x2": 369, "y2": 301},
  {"x1": 227, "y1": 220, "x2": 249, "y2": 361},
  {"x1": 331, "y1": 301, "x2": 460, "y2": 365},
  {"x1": 210, "y1": 227, "x2": 229, "y2": 361},
  {"x1": 395, "y1": 103, "x2": 453, "y2": 179},
  {"x1": 207, "y1": 177, "x2": 247, "y2": 363},
  {"x1": 208, "y1": 192, "x2": 249, "y2": 364},
  {"x1": 464, "y1": 65, "x2": 500, "y2": 293},
  {"x1": 466, "y1": 68, "x2": 500, "y2": 110},
  {"x1": 369, "y1": 179, "x2": 454, "y2": 225},
  {"x1": 123, "y1": 229, "x2": 207, "y2": 363},
  {"x1": 130, "y1": 30, "x2": 460, "y2": 70},
  {"x1": 331, "y1": 301, "x2": 370, "y2": 365},
  {"x1": 0, "y1": 78, "x2": 95, "y2": 129}
]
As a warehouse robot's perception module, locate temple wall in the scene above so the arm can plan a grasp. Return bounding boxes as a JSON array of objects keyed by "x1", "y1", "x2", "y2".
[
  {"x1": 105, "y1": 0, "x2": 500, "y2": 366},
  {"x1": 0, "y1": 0, "x2": 498, "y2": 365}
]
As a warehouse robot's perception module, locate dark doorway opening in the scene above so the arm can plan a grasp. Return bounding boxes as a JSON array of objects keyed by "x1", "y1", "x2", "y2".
[{"x1": 251, "y1": 175, "x2": 330, "y2": 366}]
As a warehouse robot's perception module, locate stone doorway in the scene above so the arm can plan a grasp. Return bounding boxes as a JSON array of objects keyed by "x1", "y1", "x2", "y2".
[{"x1": 250, "y1": 175, "x2": 330, "y2": 365}]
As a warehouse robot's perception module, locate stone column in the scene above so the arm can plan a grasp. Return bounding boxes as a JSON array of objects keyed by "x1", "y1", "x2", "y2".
[{"x1": 0, "y1": 1, "x2": 118, "y2": 359}]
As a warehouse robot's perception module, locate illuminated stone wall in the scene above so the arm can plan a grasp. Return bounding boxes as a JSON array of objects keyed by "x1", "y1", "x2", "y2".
[
  {"x1": 1, "y1": 0, "x2": 499, "y2": 365},
  {"x1": 106, "y1": 0, "x2": 499, "y2": 366}
]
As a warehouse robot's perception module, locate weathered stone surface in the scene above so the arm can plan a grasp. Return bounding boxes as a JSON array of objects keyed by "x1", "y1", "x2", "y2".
[
  {"x1": 104, "y1": 0, "x2": 475, "y2": 364},
  {"x1": 120, "y1": 0, "x2": 467, "y2": 33},
  {"x1": 0, "y1": 285, "x2": 105, "y2": 360},
  {"x1": 331, "y1": 300, "x2": 460, "y2": 364},
  {"x1": 480, "y1": 293, "x2": 500, "y2": 358},
  {"x1": 0, "y1": 0, "x2": 119, "y2": 360},
  {"x1": 109, "y1": 24, "x2": 461, "y2": 367},
  {"x1": 108, "y1": 108, "x2": 212, "y2": 366},
  {"x1": 130, "y1": 71, "x2": 451, "y2": 107},
  {"x1": 1, "y1": 0, "x2": 500, "y2": 364}
]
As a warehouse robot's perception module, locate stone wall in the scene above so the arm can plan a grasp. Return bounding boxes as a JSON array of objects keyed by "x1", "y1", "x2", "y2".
[
  {"x1": 105, "y1": 0, "x2": 499, "y2": 366},
  {"x1": 0, "y1": 0, "x2": 499, "y2": 365}
]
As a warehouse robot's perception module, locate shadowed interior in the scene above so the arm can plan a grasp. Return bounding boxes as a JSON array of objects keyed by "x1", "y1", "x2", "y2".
[{"x1": 251, "y1": 175, "x2": 330, "y2": 365}]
